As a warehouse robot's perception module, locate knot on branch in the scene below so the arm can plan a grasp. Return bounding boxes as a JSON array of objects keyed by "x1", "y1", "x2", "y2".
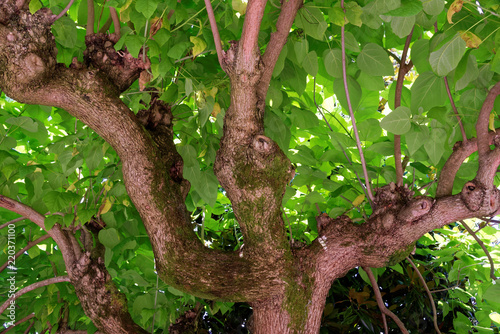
[
  {"x1": 372, "y1": 182, "x2": 414, "y2": 216},
  {"x1": 461, "y1": 181, "x2": 486, "y2": 211},
  {"x1": 222, "y1": 40, "x2": 238, "y2": 73},
  {"x1": 137, "y1": 93, "x2": 173, "y2": 131},
  {"x1": 1, "y1": 9, "x2": 57, "y2": 88},
  {"x1": 72, "y1": 252, "x2": 109, "y2": 284},
  {"x1": 396, "y1": 196, "x2": 434, "y2": 223},
  {"x1": 84, "y1": 33, "x2": 150, "y2": 92}
]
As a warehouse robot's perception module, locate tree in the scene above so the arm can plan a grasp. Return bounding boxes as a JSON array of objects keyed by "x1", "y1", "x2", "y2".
[{"x1": 0, "y1": 0, "x2": 499, "y2": 332}]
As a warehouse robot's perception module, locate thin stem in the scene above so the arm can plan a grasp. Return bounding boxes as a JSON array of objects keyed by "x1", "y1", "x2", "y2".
[
  {"x1": 52, "y1": 0, "x2": 75, "y2": 23},
  {"x1": 340, "y1": 0, "x2": 374, "y2": 203},
  {"x1": 407, "y1": 257, "x2": 441, "y2": 334},
  {"x1": 203, "y1": 0, "x2": 225, "y2": 70},
  {"x1": 87, "y1": 0, "x2": 95, "y2": 35},
  {"x1": 0, "y1": 313, "x2": 35, "y2": 334},
  {"x1": 460, "y1": 220, "x2": 497, "y2": 279},
  {"x1": 364, "y1": 267, "x2": 409, "y2": 334},
  {"x1": 444, "y1": 77, "x2": 467, "y2": 142},
  {"x1": 0, "y1": 217, "x2": 25, "y2": 230},
  {"x1": 0, "y1": 276, "x2": 71, "y2": 314},
  {"x1": 109, "y1": 6, "x2": 121, "y2": 37},
  {"x1": 0, "y1": 234, "x2": 51, "y2": 273},
  {"x1": 394, "y1": 27, "x2": 414, "y2": 187}
]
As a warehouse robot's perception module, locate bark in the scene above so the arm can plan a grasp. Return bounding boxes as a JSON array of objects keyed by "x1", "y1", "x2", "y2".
[{"x1": 1, "y1": 2, "x2": 500, "y2": 334}]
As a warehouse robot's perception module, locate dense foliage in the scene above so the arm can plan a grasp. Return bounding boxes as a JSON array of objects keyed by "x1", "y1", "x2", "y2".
[{"x1": 0, "y1": 0, "x2": 499, "y2": 333}]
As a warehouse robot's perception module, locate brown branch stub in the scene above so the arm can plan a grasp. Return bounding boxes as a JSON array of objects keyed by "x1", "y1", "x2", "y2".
[{"x1": 84, "y1": 33, "x2": 150, "y2": 92}]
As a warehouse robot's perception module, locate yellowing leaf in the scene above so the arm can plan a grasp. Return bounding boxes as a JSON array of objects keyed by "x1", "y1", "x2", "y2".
[
  {"x1": 66, "y1": 180, "x2": 78, "y2": 192},
  {"x1": 35, "y1": 167, "x2": 42, "y2": 173},
  {"x1": 460, "y1": 31, "x2": 482, "y2": 48},
  {"x1": 447, "y1": 0, "x2": 463, "y2": 24},
  {"x1": 207, "y1": 87, "x2": 218, "y2": 98},
  {"x1": 122, "y1": 199, "x2": 130, "y2": 207},
  {"x1": 232, "y1": 0, "x2": 247, "y2": 15},
  {"x1": 211, "y1": 102, "x2": 221, "y2": 117},
  {"x1": 190, "y1": 36, "x2": 207, "y2": 57},
  {"x1": 119, "y1": 0, "x2": 134, "y2": 22},
  {"x1": 353, "y1": 194, "x2": 365, "y2": 207},
  {"x1": 490, "y1": 312, "x2": 500, "y2": 325},
  {"x1": 104, "y1": 181, "x2": 112, "y2": 192},
  {"x1": 489, "y1": 113, "x2": 496, "y2": 132},
  {"x1": 99, "y1": 198, "x2": 113, "y2": 215}
]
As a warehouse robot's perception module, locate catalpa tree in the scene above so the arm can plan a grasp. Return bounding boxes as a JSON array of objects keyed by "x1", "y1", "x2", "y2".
[{"x1": 0, "y1": 0, "x2": 499, "y2": 333}]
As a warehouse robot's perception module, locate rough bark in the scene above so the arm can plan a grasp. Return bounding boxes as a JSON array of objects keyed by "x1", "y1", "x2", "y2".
[{"x1": 1, "y1": 2, "x2": 500, "y2": 334}]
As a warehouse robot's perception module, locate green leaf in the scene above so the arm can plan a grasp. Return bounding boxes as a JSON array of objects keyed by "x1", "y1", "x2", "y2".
[
  {"x1": 5, "y1": 116, "x2": 38, "y2": 132},
  {"x1": 43, "y1": 191, "x2": 80, "y2": 212},
  {"x1": 345, "y1": 2, "x2": 363, "y2": 26},
  {"x1": 411, "y1": 39, "x2": 432, "y2": 73},
  {"x1": 455, "y1": 54, "x2": 479, "y2": 91},
  {"x1": 294, "y1": 39, "x2": 309, "y2": 64},
  {"x1": 304, "y1": 191, "x2": 324, "y2": 204},
  {"x1": 124, "y1": 34, "x2": 146, "y2": 58},
  {"x1": 324, "y1": 49, "x2": 344, "y2": 78},
  {"x1": 44, "y1": 215, "x2": 62, "y2": 230},
  {"x1": 289, "y1": 107, "x2": 319, "y2": 129},
  {"x1": 135, "y1": 0, "x2": 160, "y2": 19},
  {"x1": 52, "y1": 16, "x2": 77, "y2": 48},
  {"x1": 410, "y1": 71, "x2": 447, "y2": 113},
  {"x1": 357, "y1": 43, "x2": 394, "y2": 76},
  {"x1": 344, "y1": 31, "x2": 360, "y2": 52},
  {"x1": 29, "y1": 0, "x2": 43, "y2": 13},
  {"x1": 333, "y1": 76, "x2": 362, "y2": 111},
  {"x1": 303, "y1": 51, "x2": 318, "y2": 76},
  {"x1": 391, "y1": 15, "x2": 416, "y2": 38},
  {"x1": 429, "y1": 33, "x2": 466, "y2": 76},
  {"x1": 380, "y1": 106, "x2": 411, "y2": 135},
  {"x1": 167, "y1": 41, "x2": 191, "y2": 60},
  {"x1": 421, "y1": 0, "x2": 444, "y2": 15},
  {"x1": 295, "y1": 5, "x2": 327, "y2": 40},
  {"x1": 406, "y1": 126, "x2": 427, "y2": 155},
  {"x1": 386, "y1": 0, "x2": 422, "y2": 16},
  {"x1": 358, "y1": 118, "x2": 382, "y2": 141},
  {"x1": 84, "y1": 143, "x2": 104, "y2": 171},
  {"x1": 424, "y1": 128, "x2": 446, "y2": 164},
  {"x1": 98, "y1": 228, "x2": 121, "y2": 249},
  {"x1": 193, "y1": 169, "x2": 218, "y2": 207},
  {"x1": 484, "y1": 284, "x2": 500, "y2": 303},
  {"x1": 358, "y1": 71, "x2": 385, "y2": 91}
]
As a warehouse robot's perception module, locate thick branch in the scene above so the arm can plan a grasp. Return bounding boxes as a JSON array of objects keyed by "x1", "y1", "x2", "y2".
[
  {"x1": 475, "y1": 81, "x2": 500, "y2": 186},
  {"x1": 436, "y1": 130, "x2": 499, "y2": 197},
  {"x1": 257, "y1": 0, "x2": 302, "y2": 101},
  {"x1": 239, "y1": 0, "x2": 267, "y2": 70}
]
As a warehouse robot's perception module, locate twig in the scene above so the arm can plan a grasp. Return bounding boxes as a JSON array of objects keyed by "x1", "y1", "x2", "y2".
[
  {"x1": 444, "y1": 77, "x2": 467, "y2": 143},
  {"x1": 364, "y1": 267, "x2": 409, "y2": 334},
  {"x1": 0, "y1": 313, "x2": 35, "y2": 334},
  {"x1": 109, "y1": 6, "x2": 121, "y2": 38},
  {"x1": 0, "y1": 234, "x2": 50, "y2": 273},
  {"x1": 407, "y1": 257, "x2": 441, "y2": 334},
  {"x1": 0, "y1": 276, "x2": 71, "y2": 314},
  {"x1": 203, "y1": 0, "x2": 225, "y2": 71},
  {"x1": 52, "y1": 0, "x2": 75, "y2": 23},
  {"x1": 87, "y1": 0, "x2": 95, "y2": 35},
  {"x1": 340, "y1": 0, "x2": 374, "y2": 203},
  {"x1": 0, "y1": 217, "x2": 26, "y2": 230},
  {"x1": 460, "y1": 220, "x2": 497, "y2": 279},
  {"x1": 394, "y1": 28, "x2": 414, "y2": 187}
]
